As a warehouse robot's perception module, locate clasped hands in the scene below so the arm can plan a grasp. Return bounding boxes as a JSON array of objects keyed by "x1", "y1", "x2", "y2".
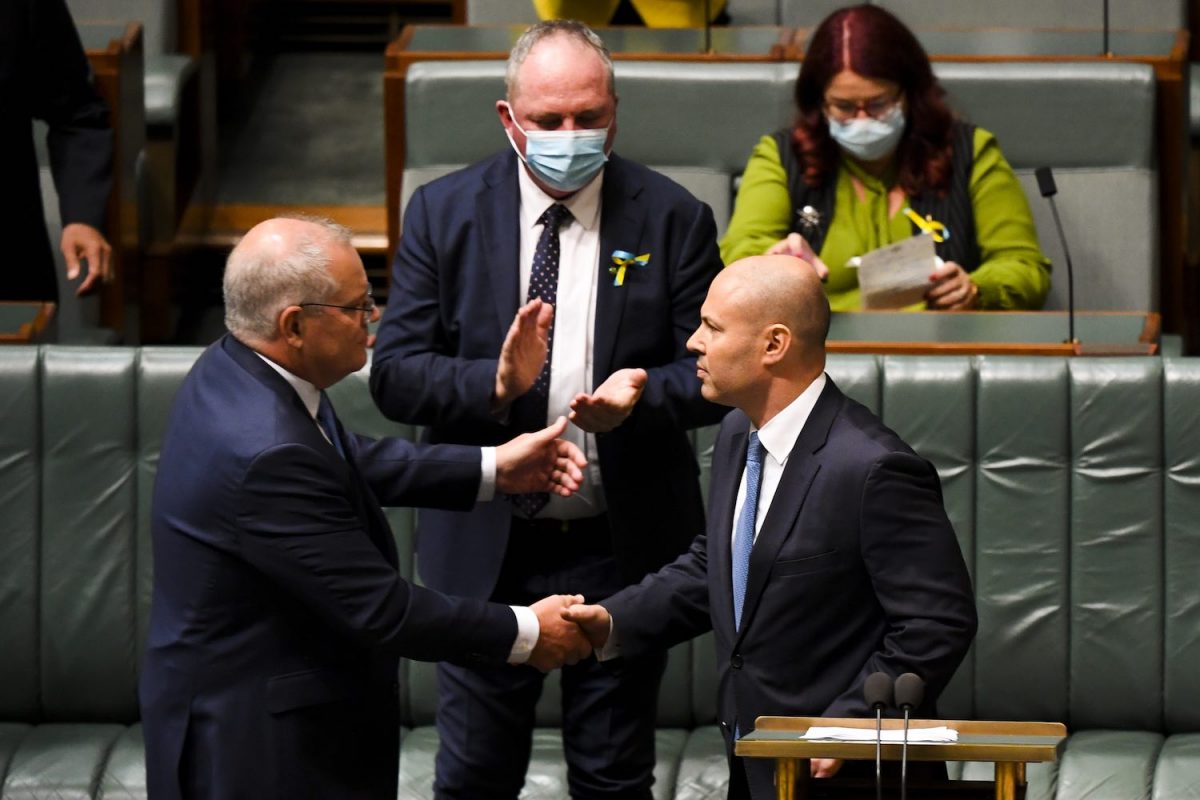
[
  {"x1": 531, "y1": 601, "x2": 846, "y2": 780},
  {"x1": 493, "y1": 299, "x2": 646, "y2": 434},
  {"x1": 525, "y1": 596, "x2": 614, "y2": 672}
]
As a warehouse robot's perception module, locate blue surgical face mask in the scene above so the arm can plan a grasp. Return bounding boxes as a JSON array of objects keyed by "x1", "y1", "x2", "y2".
[
  {"x1": 827, "y1": 104, "x2": 906, "y2": 163},
  {"x1": 504, "y1": 103, "x2": 611, "y2": 193}
]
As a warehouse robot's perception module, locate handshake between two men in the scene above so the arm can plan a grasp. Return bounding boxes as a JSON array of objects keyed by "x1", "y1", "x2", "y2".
[
  {"x1": 491, "y1": 296, "x2": 649, "y2": 673},
  {"x1": 521, "y1": 595, "x2": 617, "y2": 672}
]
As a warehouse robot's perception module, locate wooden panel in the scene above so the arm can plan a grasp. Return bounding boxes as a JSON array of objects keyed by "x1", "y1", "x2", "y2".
[{"x1": 83, "y1": 22, "x2": 146, "y2": 338}]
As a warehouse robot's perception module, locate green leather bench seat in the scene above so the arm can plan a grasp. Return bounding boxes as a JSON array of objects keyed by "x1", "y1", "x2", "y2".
[
  {"x1": 3, "y1": 347, "x2": 1200, "y2": 799},
  {"x1": 401, "y1": 58, "x2": 1157, "y2": 313}
]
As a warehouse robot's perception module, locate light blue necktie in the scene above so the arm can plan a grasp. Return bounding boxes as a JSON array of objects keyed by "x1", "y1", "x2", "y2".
[{"x1": 732, "y1": 432, "x2": 765, "y2": 631}]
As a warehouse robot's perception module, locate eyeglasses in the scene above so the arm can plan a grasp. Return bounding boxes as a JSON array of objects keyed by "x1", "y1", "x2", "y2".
[
  {"x1": 823, "y1": 93, "x2": 902, "y2": 122},
  {"x1": 299, "y1": 296, "x2": 377, "y2": 317}
]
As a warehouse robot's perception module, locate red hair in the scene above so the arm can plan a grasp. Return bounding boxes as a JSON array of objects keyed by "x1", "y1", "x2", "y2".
[{"x1": 790, "y1": 5, "x2": 955, "y2": 196}]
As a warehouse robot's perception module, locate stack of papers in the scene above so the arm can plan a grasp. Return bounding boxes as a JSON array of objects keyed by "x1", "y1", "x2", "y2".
[{"x1": 803, "y1": 726, "x2": 958, "y2": 743}]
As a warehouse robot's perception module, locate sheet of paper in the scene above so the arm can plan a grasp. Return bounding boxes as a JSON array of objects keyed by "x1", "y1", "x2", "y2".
[
  {"x1": 802, "y1": 726, "x2": 958, "y2": 743},
  {"x1": 854, "y1": 234, "x2": 937, "y2": 309}
]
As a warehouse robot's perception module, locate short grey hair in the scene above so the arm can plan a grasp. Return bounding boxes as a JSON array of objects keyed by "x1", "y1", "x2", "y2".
[
  {"x1": 506, "y1": 19, "x2": 615, "y2": 101},
  {"x1": 223, "y1": 215, "x2": 352, "y2": 341}
]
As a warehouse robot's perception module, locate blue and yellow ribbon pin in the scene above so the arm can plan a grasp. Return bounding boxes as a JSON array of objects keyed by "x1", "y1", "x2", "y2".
[
  {"x1": 903, "y1": 208, "x2": 949, "y2": 243},
  {"x1": 609, "y1": 250, "x2": 650, "y2": 286}
]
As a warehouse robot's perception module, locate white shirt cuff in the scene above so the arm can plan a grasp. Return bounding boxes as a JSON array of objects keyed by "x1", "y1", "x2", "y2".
[
  {"x1": 595, "y1": 616, "x2": 621, "y2": 662},
  {"x1": 507, "y1": 605, "x2": 540, "y2": 664},
  {"x1": 477, "y1": 447, "x2": 497, "y2": 502}
]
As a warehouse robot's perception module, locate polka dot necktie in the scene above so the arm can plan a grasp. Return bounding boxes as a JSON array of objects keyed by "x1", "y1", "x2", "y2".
[{"x1": 511, "y1": 203, "x2": 572, "y2": 519}]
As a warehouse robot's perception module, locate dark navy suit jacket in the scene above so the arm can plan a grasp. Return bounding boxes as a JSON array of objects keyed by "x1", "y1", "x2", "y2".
[
  {"x1": 0, "y1": 0, "x2": 111, "y2": 300},
  {"x1": 370, "y1": 151, "x2": 726, "y2": 596},
  {"x1": 602, "y1": 379, "x2": 978, "y2": 800},
  {"x1": 140, "y1": 335, "x2": 519, "y2": 800}
]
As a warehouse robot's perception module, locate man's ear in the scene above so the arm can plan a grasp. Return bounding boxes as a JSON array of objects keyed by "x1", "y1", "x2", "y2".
[
  {"x1": 496, "y1": 99, "x2": 514, "y2": 128},
  {"x1": 279, "y1": 305, "x2": 305, "y2": 349},
  {"x1": 761, "y1": 323, "x2": 791, "y2": 366}
]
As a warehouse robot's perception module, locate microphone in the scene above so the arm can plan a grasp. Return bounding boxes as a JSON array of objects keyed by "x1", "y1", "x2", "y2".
[
  {"x1": 894, "y1": 673, "x2": 926, "y2": 800},
  {"x1": 864, "y1": 672, "x2": 893, "y2": 800},
  {"x1": 1035, "y1": 166, "x2": 1079, "y2": 347}
]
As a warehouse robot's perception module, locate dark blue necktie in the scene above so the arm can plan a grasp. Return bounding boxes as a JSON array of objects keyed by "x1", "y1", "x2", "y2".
[
  {"x1": 512, "y1": 203, "x2": 571, "y2": 519},
  {"x1": 732, "y1": 432, "x2": 765, "y2": 631},
  {"x1": 316, "y1": 392, "x2": 345, "y2": 460}
]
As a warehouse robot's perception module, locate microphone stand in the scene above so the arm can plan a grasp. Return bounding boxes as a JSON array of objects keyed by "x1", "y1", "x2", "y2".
[
  {"x1": 876, "y1": 706, "x2": 885, "y2": 800},
  {"x1": 703, "y1": 0, "x2": 712, "y2": 54},
  {"x1": 1046, "y1": 197, "x2": 1078, "y2": 346},
  {"x1": 1035, "y1": 166, "x2": 1079, "y2": 348},
  {"x1": 1102, "y1": 0, "x2": 1112, "y2": 57},
  {"x1": 863, "y1": 672, "x2": 893, "y2": 800},
  {"x1": 894, "y1": 673, "x2": 925, "y2": 800}
]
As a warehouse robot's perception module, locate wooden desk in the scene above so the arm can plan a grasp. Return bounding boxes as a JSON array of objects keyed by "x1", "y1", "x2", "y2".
[
  {"x1": 383, "y1": 24, "x2": 790, "y2": 257},
  {"x1": 0, "y1": 303, "x2": 56, "y2": 344},
  {"x1": 784, "y1": 26, "x2": 1190, "y2": 347},
  {"x1": 827, "y1": 310, "x2": 1160, "y2": 356},
  {"x1": 736, "y1": 716, "x2": 1067, "y2": 800},
  {"x1": 79, "y1": 22, "x2": 145, "y2": 340}
]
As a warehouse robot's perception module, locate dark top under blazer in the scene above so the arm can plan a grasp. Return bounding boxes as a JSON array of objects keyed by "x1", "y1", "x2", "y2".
[
  {"x1": 140, "y1": 335, "x2": 519, "y2": 800},
  {"x1": 0, "y1": 0, "x2": 112, "y2": 300},
  {"x1": 370, "y1": 150, "x2": 727, "y2": 596},
  {"x1": 602, "y1": 378, "x2": 978, "y2": 800}
]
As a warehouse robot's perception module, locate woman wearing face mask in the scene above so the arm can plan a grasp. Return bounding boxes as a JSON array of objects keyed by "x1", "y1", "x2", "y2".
[{"x1": 719, "y1": 4, "x2": 1051, "y2": 311}]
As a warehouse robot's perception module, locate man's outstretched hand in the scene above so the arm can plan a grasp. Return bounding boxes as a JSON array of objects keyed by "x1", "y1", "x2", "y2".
[
  {"x1": 568, "y1": 368, "x2": 647, "y2": 433},
  {"x1": 528, "y1": 594, "x2": 592, "y2": 672},
  {"x1": 493, "y1": 299, "x2": 553, "y2": 413},
  {"x1": 495, "y1": 416, "x2": 587, "y2": 496},
  {"x1": 561, "y1": 603, "x2": 612, "y2": 650}
]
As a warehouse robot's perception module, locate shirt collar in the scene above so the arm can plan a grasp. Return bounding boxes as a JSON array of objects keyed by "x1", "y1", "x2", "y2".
[
  {"x1": 256, "y1": 352, "x2": 321, "y2": 420},
  {"x1": 753, "y1": 373, "x2": 827, "y2": 465},
  {"x1": 516, "y1": 157, "x2": 604, "y2": 234}
]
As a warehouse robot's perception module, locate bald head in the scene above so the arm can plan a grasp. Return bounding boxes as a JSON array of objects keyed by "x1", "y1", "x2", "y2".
[
  {"x1": 719, "y1": 255, "x2": 832, "y2": 357},
  {"x1": 688, "y1": 256, "x2": 830, "y2": 422},
  {"x1": 223, "y1": 216, "x2": 352, "y2": 342}
]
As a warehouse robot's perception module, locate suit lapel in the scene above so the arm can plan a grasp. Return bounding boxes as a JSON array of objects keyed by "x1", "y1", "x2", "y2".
[
  {"x1": 734, "y1": 380, "x2": 844, "y2": 643},
  {"x1": 594, "y1": 155, "x2": 645, "y2": 383},
  {"x1": 710, "y1": 419, "x2": 748, "y2": 636},
  {"x1": 222, "y1": 336, "x2": 401, "y2": 567},
  {"x1": 479, "y1": 153, "x2": 522, "y2": 331}
]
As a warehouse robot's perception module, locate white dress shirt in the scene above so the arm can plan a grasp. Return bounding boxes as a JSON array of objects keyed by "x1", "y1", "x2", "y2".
[
  {"x1": 598, "y1": 374, "x2": 829, "y2": 661},
  {"x1": 731, "y1": 373, "x2": 827, "y2": 549},
  {"x1": 516, "y1": 164, "x2": 606, "y2": 519},
  {"x1": 255, "y1": 353, "x2": 537, "y2": 662}
]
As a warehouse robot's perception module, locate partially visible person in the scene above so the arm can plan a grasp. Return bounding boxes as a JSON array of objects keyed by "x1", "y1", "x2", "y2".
[
  {"x1": 140, "y1": 216, "x2": 592, "y2": 800},
  {"x1": 533, "y1": 0, "x2": 727, "y2": 27},
  {"x1": 371, "y1": 19, "x2": 726, "y2": 800},
  {"x1": 566, "y1": 255, "x2": 978, "y2": 799},
  {"x1": 720, "y1": 4, "x2": 1050, "y2": 312},
  {"x1": 1, "y1": 0, "x2": 113, "y2": 300}
]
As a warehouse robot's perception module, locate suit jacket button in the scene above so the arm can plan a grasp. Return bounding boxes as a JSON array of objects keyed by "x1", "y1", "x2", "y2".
[{"x1": 731, "y1": 654, "x2": 743, "y2": 669}]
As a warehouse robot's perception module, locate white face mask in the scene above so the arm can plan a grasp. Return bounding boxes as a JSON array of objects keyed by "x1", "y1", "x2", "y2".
[
  {"x1": 503, "y1": 102, "x2": 611, "y2": 193},
  {"x1": 827, "y1": 104, "x2": 906, "y2": 162}
]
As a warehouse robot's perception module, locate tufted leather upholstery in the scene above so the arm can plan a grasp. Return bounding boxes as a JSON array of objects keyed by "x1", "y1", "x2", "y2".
[
  {"x1": 2, "y1": 346, "x2": 1200, "y2": 798},
  {"x1": 401, "y1": 58, "x2": 1158, "y2": 312}
]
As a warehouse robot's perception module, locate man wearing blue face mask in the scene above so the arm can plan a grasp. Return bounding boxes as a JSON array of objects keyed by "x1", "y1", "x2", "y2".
[{"x1": 371, "y1": 18, "x2": 727, "y2": 800}]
